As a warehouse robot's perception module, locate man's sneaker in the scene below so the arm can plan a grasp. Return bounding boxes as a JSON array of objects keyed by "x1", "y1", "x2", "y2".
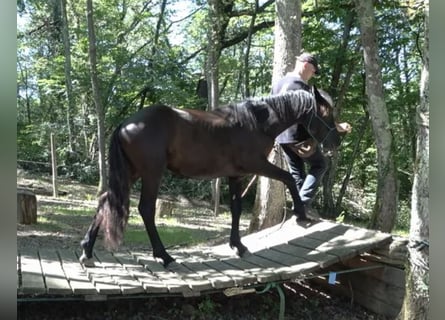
[
  {"x1": 295, "y1": 213, "x2": 316, "y2": 227},
  {"x1": 305, "y1": 205, "x2": 321, "y2": 220}
]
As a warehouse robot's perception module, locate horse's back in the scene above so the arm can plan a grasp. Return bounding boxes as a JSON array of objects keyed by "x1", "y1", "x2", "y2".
[{"x1": 116, "y1": 103, "x2": 275, "y2": 179}]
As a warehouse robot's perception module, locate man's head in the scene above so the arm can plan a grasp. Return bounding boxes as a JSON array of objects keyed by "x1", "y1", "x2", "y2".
[{"x1": 295, "y1": 52, "x2": 320, "y2": 81}]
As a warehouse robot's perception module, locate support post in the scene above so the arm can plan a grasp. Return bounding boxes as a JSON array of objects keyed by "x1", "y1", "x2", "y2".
[{"x1": 50, "y1": 133, "x2": 58, "y2": 197}]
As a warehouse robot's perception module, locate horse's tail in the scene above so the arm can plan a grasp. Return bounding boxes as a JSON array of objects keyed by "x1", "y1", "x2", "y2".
[{"x1": 100, "y1": 124, "x2": 131, "y2": 250}]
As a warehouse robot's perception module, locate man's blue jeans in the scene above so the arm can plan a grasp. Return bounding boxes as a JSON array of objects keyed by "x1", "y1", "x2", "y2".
[{"x1": 280, "y1": 143, "x2": 328, "y2": 205}]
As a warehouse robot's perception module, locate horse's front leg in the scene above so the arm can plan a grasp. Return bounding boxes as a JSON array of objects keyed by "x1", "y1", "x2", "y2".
[
  {"x1": 139, "y1": 179, "x2": 174, "y2": 267},
  {"x1": 228, "y1": 176, "x2": 248, "y2": 256},
  {"x1": 254, "y1": 160, "x2": 306, "y2": 219}
]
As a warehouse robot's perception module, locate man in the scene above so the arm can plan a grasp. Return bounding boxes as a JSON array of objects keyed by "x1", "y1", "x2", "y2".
[{"x1": 273, "y1": 52, "x2": 351, "y2": 223}]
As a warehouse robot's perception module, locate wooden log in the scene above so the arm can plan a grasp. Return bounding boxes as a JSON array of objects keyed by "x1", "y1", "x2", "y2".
[
  {"x1": 155, "y1": 199, "x2": 174, "y2": 218},
  {"x1": 17, "y1": 189, "x2": 37, "y2": 224}
]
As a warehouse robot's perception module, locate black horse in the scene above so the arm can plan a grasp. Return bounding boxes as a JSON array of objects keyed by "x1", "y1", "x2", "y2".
[{"x1": 79, "y1": 86, "x2": 341, "y2": 267}]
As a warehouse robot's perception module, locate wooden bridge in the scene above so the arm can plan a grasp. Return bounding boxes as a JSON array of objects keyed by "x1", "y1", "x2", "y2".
[{"x1": 17, "y1": 217, "x2": 394, "y2": 303}]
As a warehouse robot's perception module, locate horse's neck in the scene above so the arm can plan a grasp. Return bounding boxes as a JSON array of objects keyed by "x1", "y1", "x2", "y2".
[{"x1": 262, "y1": 94, "x2": 312, "y2": 138}]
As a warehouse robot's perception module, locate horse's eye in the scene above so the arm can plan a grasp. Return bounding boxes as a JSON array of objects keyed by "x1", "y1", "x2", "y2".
[{"x1": 321, "y1": 105, "x2": 330, "y2": 117}]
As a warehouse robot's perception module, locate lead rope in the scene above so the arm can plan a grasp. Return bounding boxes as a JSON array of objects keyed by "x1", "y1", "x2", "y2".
[{"x1": 256, "y1": 282, "x2": 286, "y2": 320}]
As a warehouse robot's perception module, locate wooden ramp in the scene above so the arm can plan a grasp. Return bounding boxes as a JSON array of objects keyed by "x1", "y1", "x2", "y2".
[{"x1": 17, "y1": 219, "x2": 392, "y2": 301}]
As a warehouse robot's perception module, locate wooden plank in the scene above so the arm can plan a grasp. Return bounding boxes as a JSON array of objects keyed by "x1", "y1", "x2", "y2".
[
  {"x1": 131, "y1": 251, "x2": 195, "y2": 296},
  {"x1": 167, "y1": 261, "x2": 214, "y2": 293},
  {"x1": 94, "y1": 251, "x2": 145, "y2": 295},
  {"x1": 171, "y1": 251, "x2": 237, "y2": 290},
  {"x1": 180, "y1": 259, "x2": 235, "y2": 290},
  {"x1": 78, "y1": 250, "x2": 121, "y2": 295},
  {"x1": 253, "y1": 247, "x2": 322, "y2": 281},
  {"x1": 272, "y1": 243, "x2": 339, "y2": 268},
  {"x1": 112, "y1": 252, "x2": 167, "y2": 294},
  {"x1": 207, "y1": 220, "x2": 343, "y2": 258},
  {"x1": 39, "y1": 249, "x2": 72, "y2": 295},
  {"x1": 226, "y1": 255, "x2": 282, "y2": 283},
  {"x1": 202, "y1": 259, "x2": 257, "y2": 287},
  {"x1": 288, "y1": 236, "x2": 325, "y2": 250},
  {"x1": 174, "y1": 250, "x2": 258, "y2": 288},
  {"x1": 309, "y1": 229, "x2": 392, "y2": 262},
  {"x1": 254, "y1": 247, "x2": 309, "y2": 267},
  {"x1": 57, "y1": 250, "x2": 97, "y2": 295},
  {"x1": 18, "y1": 249, "x2": 46, "y2": 295}
]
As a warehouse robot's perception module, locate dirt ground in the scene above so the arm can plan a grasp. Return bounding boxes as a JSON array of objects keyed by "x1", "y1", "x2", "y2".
[{"x1": 17, "y1": 173, "x2": 389, "y2": 320}]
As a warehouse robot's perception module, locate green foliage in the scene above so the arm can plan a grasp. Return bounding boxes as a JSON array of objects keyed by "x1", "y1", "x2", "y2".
[{"x1": 197, "y1": 296, "x2": 220, "y2": 316}]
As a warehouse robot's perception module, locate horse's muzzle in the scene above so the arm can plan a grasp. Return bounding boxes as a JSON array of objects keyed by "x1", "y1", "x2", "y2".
[{"x1": 319, "y1": 145, "x2": 335, "y2": 157}]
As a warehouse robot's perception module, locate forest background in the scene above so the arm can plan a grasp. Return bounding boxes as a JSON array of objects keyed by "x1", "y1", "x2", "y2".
[{"x1": 17, "y1": 0, "x2": 425, "y2": 233}]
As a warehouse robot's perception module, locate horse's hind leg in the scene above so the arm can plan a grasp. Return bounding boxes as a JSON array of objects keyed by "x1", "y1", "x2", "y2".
[
  {"x1": 79, "y1": 212, "x2": 103, "y2": 267},
  {"x1": 228, "y1": 176, "x2": 248, "y2": 257},
  {"x1": 138, "y1": 175, "x2": 174, "y2": 267}
]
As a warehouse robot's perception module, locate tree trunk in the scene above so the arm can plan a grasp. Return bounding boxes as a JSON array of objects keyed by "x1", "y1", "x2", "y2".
[
  {"x1": 243, "y1": 0, "x2": 258, "y2": 98},
  {"x1": 60, "y1": 0, "x2": 74, "y2": 151},
  {"x1": 250, "y1": 0, "x2": 301, "y2": 232},
  {"x1": 206, "y1": 0, "x2": 234, "y2": 215},
  {"x1": 86, "y1": 0, "x2": 107, "y2": 195},
  {"x1": 354, "y1": 0, "x2": 398, "y2": 232},
  {"x1": 322, "y1": 15, "x2": 357, "y2": 217},
  {"x1": 398, "y1": 2, "x2": 429, "y2": 319},
  {"x1": 270, "y1": 0, "x2": 301, "y2": 86},
  {"x1": 207, "y1": 0, "x2": 222, "y2": 216},
  {"x1": 17, "y1": 189, "x2": 37, "y2": 225}
]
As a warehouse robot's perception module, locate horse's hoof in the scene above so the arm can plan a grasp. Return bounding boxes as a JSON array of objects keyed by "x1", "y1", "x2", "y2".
[
  {"x1": 79, "y1": 253, "x2": 95, "y2": 267},
  {"x1": 231, "y1": 244, "x2": 250, "y2": 257},
  {"x1": 162, "y1": 256, "x2": 175, "y2": 268},
  {"x1": 239, "y1": 249, "x2": 252, "y2": 258},
  {"x1": 166, "y1": 260, "x2": 181, "y2": 271}
]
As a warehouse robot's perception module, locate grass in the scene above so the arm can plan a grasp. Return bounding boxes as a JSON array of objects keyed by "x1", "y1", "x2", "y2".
[
  {"x1": 26, "y1": 191, "x2": 238, "y2": 251},
  {"x1": 124, "y1": 225, "x2": 223, "y2": 248}
]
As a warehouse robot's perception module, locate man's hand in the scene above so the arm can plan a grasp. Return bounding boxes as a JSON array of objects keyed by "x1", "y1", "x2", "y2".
[
  {"x1": 336, "y1": 122, "x2": 352, "y2": 133},
  {"x1": 291, "y1": 138, "x2": 317, "y2": 158}
]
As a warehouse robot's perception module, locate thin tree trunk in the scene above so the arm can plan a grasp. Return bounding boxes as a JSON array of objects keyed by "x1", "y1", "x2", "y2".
[
  {"x1": 323, "y1": 43, "x2": 360, "y2": 218},
  {"x1": 398, "y1": 2, "x2": 429, "y2": 318},
  {"x1": 243, "y1": 0, "x2": 258, "y2": 98},
  {"x1": 250, "y1": 0, "x2": 301, "y2": 232},
  {"x1": 354, "y1": 0, "x2": 398, "y2": 232},
  {"x1": 336, "y1": 111, "x2": 369, "y2": 213},
  {"x1": 207, "y1": 0, "x2": 224, "y2": 215},
  {"x1": 86, "y1": 0, "x2": 106, "y2": 195},
  {"x1": 61, "y1": 0, "x2": 74, "y2": 151},
  {"x1": 153, "y1": 0, "x2": 167, "y2": 47}
]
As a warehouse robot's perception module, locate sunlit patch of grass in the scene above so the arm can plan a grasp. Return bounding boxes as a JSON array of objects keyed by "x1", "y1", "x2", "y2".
[
  {"x1": 43, "y1": 207, "x2": 92, "y2": 216},
  {"x1": 38, "y1": 203, "x2": 93, "y2": 216},
  {"x1": 391, "y1": 228, "x2": 409, "y2": 237},
  {"x1": 124, "y1": 225, "x2": 221, "y2": 248},
  {"x1": 36, "y1": 215, "x2": 76, "y2": 232},
  {"x1": 343, "y1": 215, "x2": 409, "y2": 237}
]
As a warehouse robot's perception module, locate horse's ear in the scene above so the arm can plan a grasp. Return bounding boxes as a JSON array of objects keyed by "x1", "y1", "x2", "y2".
[
  {"x1": 311, "y1": 84, "x2": 318, "y2": 96},
  {"x1": 312, "y1": 85, "x2": 323, "y2": 103},
  {"x1": 312, "y1": 86, "x2": 331, "y2": 117}
]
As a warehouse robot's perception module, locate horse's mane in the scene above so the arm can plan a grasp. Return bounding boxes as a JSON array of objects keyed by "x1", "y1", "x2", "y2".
[
  {"x1": 215, "y1": 89, "x2": 315, "y2": 130},
  {"x1": 174, "y1": 89, "x2": 315, "y2": 131}
]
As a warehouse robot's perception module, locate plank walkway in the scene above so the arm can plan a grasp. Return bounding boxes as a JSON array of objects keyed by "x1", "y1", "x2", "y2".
[{"x1": 17, "y1": 219, "x2": 392, "y2": 301}]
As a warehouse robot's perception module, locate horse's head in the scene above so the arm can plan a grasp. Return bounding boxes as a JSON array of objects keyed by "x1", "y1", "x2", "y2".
[{"x1": 304, "y1": 86, "x2": 341, "y2": 156}]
